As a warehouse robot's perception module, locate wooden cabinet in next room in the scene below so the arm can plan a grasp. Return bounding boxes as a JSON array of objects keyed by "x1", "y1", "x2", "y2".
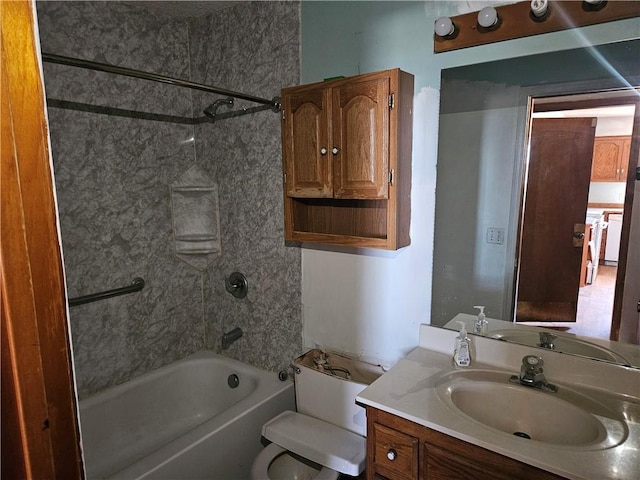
[
  {"x1": 591, "y1": 136, "x2": 631, "y2": 182},
  {"x1": 280, "y1": 68, "x2": 413, "y2": 250}
]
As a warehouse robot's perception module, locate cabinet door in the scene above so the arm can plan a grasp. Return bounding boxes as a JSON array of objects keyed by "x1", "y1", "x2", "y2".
[
  {"x1": 282, "y1": 87, "x2": 332, "y2": 197},
  {"x1": 332, "y1": 76, "x2": 390, "y2": 199},
  {"x1": 591, "y1": 136, "x2": 626, "y2": 181},
  {"x1": 621, "y1": 137, "x2": 631, "y2": 180}
]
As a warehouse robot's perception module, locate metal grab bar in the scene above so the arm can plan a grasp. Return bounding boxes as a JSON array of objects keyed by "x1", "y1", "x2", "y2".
[{"x1": 68, "y1": 277, "x2": 145, "y2": 307}]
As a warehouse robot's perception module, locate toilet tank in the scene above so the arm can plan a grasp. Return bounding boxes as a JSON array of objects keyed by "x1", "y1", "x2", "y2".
[{"x1": 293, "y1": 349, "x2": 384, "y2": 437}]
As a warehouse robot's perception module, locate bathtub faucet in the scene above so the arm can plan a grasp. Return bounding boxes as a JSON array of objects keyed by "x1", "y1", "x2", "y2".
[{"x1": 221, "y1": 327, "x2": 243, "y2": 350}]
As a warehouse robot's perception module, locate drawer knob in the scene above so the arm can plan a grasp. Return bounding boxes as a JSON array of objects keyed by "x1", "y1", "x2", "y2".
[
  {"x1": 386, "y1": 448, "x2": 397, "y2": 461},
  {"x1": 320, "y1": 147, "x2": 327, "y2": 155},
  {"x1": 332, "y1": 147, "x2": 339, "y2": 155}
]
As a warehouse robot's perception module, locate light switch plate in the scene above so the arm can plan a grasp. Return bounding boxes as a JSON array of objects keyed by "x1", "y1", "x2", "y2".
[{"x1": 486, "y1": 227, "x2": 505, "y2": 244}]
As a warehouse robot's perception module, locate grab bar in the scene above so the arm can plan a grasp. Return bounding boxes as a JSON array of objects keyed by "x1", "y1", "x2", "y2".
[{"x1": 68, "y1": 277, "x2": 145, "y2": 307}]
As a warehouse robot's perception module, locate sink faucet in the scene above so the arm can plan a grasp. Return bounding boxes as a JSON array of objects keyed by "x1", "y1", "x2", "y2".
[
  {"x1": 510, "y1": 355, "x2": 558, "y2": 393},
  {"x1": 537, "y1": 331, "x2": 557, "y2": 350}
]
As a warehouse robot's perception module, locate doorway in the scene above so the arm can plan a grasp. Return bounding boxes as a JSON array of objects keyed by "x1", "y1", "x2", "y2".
[{"x1": 516, "y1": 91, "x2": 637, "y2": 341}]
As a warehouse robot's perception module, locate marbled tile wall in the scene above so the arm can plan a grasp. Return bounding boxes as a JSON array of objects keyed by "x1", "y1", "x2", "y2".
[
  {"x1": 37, "y1": 1, "x2": 203, "y2": 398},
  {"x1": 188, "y1": 1, "x2": 303, "y2": 372},
  {"x1": 37, "y1": 0, "x2": 303, "y2": 397}
]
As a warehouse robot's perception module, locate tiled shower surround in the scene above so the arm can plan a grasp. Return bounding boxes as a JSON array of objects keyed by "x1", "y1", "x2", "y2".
[{"x1": 37, "y1": 1, "x2": 302, "y2": 398}]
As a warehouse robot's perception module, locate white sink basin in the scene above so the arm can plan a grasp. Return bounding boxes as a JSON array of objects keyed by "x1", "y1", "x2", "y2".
[{"x1": 436, "y1": 370, "x2": 628, "y2": 449}]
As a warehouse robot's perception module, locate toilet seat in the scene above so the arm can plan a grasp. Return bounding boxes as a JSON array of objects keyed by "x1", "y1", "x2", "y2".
[
  {"x1": 261, "y1": 410, "x2": 366, "y2": 477},
  {"x1": 251, "y1": 443, "x2": 338, "y2": 480}
]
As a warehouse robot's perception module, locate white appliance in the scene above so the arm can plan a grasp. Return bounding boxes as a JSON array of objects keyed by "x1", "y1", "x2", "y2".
[
  {"x1": 585, "y1": 211, "x2": 605, "y2": 284},
  {"x1": 605, "y1": 213, "x2": 623, "y2": 263}
]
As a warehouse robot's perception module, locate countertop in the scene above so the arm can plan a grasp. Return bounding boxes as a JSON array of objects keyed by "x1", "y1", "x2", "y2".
[
  {"x1": 356, "y1": 325, "x2": 640, "y2": 480},
  {"x1": 444, "y1": 313, "x2": 640, "y2": 368}
]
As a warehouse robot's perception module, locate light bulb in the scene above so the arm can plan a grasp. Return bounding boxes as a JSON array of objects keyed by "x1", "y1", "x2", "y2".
[
  {"x1": 434, "y1": 16, "x2": 455, "y2": 37},
  {"x1": 477, "y1": 6, "x2": 498, "y2": 28},
  {"x1": 530, "y1": 0, "x2": 548, "y2": 18}
]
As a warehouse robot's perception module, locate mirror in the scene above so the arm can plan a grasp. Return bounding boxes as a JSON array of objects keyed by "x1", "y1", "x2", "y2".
[{"x1": 432, "y1": 39, "x2": 640, "y2": 368}]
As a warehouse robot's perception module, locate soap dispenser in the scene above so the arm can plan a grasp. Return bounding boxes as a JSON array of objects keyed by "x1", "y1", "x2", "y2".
[
  {"x1": 453, "y1": 321, "x2": 472, "y2": 368},
  {"x1": 473, "y1": 305, "x2": 488, "y2": 335}
]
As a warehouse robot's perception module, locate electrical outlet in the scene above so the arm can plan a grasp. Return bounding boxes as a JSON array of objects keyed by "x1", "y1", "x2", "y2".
[{"x1": 487, "y1": 227, "x2": 505, "y2": 245}]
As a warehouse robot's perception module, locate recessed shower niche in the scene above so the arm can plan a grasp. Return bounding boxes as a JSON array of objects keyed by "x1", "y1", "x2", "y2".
[{"x1": 171, "y1": 164, "x2": 221, "y2": 270}]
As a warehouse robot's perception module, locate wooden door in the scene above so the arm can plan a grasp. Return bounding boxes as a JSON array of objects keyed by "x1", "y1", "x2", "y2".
[
  {"x1": 282, "y1": 87, "x2": 332, "y2": 197},
  {"x1": 516, "y1": 117, "x2": 597, "y2": 322},
  {"x1": 332, "y1": 75, "x2": 390, "y2": 199}
]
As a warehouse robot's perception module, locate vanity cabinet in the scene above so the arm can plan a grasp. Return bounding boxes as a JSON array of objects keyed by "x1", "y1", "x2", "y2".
[
  {"x1": 366, "y1": 407, "x2": 566, "y2": 480},
  {"x1": 590, "y1": 136, "x2": 631, "y2": 182},
  {"x1": 280, "y1": 68, "x2": 413, "y2": 250}
]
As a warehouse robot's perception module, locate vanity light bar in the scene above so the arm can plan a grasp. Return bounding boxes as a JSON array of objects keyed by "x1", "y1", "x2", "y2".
[{"x1": 434, "y1": 0, "x2": 640, "y2": 53}]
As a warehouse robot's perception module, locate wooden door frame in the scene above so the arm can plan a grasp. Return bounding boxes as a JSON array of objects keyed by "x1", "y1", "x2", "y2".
[
  {"x1": 612, "y1": 94, "x2": 640, "y2": 341},
  {"x1": 1, "y1": 1, "x2": 83, "y2": 477},
  {"x1": 521, "y1": 91, "x2": 639, "y2": 340}
]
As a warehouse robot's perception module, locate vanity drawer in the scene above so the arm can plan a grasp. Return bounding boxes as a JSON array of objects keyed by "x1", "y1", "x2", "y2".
[{"x1": 372, "y1": 422, "x2": 418, "y2": 480}]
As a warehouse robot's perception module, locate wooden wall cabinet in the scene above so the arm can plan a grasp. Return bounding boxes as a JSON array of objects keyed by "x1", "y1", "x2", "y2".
[
  {"x1": 366, "y1": 407, "x2": 566, "y2": 480},
  {"x1": 281, "y1": 69, "x2": 413, "y2": 250},
  {"x1": 590, "y1": 136, "x2": 631, "y2": 182}
]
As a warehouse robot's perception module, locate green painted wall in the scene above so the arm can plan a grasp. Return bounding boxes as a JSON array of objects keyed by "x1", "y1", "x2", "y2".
[{"x1": 300, "y1": 1, "x2": 639, "y2": 366}]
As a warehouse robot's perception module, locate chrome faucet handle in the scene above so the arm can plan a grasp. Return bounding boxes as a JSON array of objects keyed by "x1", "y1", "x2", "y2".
[
  {"x1": 538, "y1": 332, "x2": 557, "y2": 349},
  {"x1": 522, "y1": 354, "x2": 543, "y2": 373},
  {"x1": 510, "y1": 355, "x2": 558, "y2": 392},
  {"x1": 225, "y1": 272, "x2": 248, "y2": 298},
  {"x1": 519, "y1": 355, "x2": 546, "y2": 386}
]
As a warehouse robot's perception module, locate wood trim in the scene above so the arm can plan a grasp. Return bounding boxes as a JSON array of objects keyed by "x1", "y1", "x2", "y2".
[
  {"x1": 534, "y1": 91, "x2": 640, "y2": 113},
  {"x1": 611, "y1": 98, "x2": 640, "y2": 341},
  {"x1": 395, "y1": 70, "x2": 414, "y2": 248},
  {"x1": 1, "y1": 1, "x2": 83, "y2": 478},
  {"x1": 588, "y1": 203, "x2": 625, "y2": 208},
  {"x1": 434, "y1": 1, "x2": 640, "y2": 53}
]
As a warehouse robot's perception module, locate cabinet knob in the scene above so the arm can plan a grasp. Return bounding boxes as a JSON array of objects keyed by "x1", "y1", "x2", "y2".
[
  {"x1": 332, "y1": 147, "x2": 339, "y2": 155},
  {"x1": 320, "y1": 147, "x2": 327, "y2": 156},
  {"x1": 386, "y1": 449, "x2": 397, "y2": 461}
]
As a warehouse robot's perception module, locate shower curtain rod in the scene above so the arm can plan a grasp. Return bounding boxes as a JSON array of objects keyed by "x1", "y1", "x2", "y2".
[{"x1": 41, "y1": 53, "x2": 281, "y2": 111}]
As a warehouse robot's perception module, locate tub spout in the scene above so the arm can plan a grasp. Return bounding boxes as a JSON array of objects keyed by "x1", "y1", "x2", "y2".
[{"x1": 221, "y1": 327, "x2": 243, "y2": 350}]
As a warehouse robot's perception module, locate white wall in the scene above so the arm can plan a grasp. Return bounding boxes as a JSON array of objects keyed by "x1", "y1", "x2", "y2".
[
  {"x1": 301, "y1": 1, "x2": 640, "y2": 368},
  {"x1": 433, "y1": 101, "x2": 524, "y2": 325}
]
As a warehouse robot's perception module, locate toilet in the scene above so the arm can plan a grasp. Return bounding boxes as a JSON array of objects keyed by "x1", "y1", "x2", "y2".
[{"x1": 251, "y1": 349, "x2": 383, "y2": 480}]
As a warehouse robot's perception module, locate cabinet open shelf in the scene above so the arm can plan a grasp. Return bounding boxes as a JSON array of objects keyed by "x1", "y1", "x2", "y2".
[{"x1": 291, "y1": 198, "x2": 387, "y2": 239}]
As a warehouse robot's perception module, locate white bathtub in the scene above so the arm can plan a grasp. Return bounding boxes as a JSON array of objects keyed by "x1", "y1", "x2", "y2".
[{"x1": 79, "y1": 351, "x2": 295, "y2": 479}]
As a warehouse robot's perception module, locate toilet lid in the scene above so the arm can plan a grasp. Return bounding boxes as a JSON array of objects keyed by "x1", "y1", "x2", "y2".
[{"x1": 262, "y1": 410, "x2": 366, "y2": 477}]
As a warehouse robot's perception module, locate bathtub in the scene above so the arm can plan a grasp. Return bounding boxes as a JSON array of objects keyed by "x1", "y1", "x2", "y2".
[{"x1": 78, "y1": 351, "x2": 295, "y2": 479}]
